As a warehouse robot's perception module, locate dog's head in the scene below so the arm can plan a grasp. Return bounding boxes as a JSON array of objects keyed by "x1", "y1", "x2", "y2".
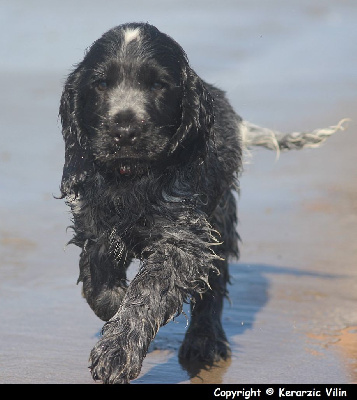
[{"x1": 60, "y1": 23, "x2": 214, "y2": 195}]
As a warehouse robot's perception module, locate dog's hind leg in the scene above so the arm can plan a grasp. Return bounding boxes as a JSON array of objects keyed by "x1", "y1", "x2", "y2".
[
  {"x1": 178, "y1": 257, "x2": 231, "y2": 367},
  {"x1": 178, "y1": 189, "x2": 238, "y2": 367}
]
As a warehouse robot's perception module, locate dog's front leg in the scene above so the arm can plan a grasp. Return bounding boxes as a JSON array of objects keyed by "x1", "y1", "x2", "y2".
[{"x1": 89, "y1": 222, "x2": 218, "y2": 384}]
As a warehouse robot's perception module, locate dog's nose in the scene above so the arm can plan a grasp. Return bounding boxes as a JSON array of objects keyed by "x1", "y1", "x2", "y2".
[
  {"x1": 111, "y1": 126, "x2": 138, "y2": 145},
  {"x1": 109, "y1": 109, "x2": 139, "y2": 145}
]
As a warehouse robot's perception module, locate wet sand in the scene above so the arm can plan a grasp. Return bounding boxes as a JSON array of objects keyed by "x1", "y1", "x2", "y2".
[{"x1": 1, "y1": 0, "x2": 356, "y2": 384}]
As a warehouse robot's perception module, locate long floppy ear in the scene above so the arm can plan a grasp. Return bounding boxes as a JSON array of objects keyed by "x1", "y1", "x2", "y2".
[
  {"x1": 169, "y1": 64, "x2": 214, "y2": 161},
  {"x1": 59, "y1": 68, "x2": 93, "y2": 199}
]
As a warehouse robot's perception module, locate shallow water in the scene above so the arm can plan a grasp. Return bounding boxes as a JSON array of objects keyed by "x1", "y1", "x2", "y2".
[{"x1": 1, "y1": 0, "x2": 356, "y2": 384}]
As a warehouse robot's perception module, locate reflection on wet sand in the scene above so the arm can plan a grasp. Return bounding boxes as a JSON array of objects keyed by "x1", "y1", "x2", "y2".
[{"x1": 188, "y1": 358, "x2": 232, "y2": 384}]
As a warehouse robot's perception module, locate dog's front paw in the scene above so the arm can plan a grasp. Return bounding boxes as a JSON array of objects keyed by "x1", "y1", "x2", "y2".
[{"x1": 89, "y1": 335, "x2": 142, "y2": 384}]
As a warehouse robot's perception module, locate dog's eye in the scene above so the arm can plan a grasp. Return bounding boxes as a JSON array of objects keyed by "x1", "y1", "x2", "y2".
[
  {"x1": 96, "y1": 81, "x2": 108, "y2": 92},
  {"x1": 151, "y1": 82, "x2": 165, "y2": 91}
]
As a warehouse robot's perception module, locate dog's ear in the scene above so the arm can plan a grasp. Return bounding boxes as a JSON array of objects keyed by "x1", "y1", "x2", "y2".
[
  {"x1": 169, "y1": 64, "x2": 214, "y2": 161},
  {"x1": 59, "y1": 68, "x2": 93, "y2": 198}
]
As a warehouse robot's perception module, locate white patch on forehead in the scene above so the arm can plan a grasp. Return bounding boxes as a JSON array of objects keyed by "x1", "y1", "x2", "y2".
[{"x1": 123, "y1": 27, "x2": 141, "y2": 45}]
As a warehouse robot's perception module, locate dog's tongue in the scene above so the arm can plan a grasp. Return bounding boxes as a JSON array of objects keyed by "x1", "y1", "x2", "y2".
[{"x1": 119, "y1": 165, "x2": 131, "y2": 175}]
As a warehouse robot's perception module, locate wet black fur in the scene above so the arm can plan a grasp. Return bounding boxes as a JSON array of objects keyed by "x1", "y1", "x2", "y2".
[{"x1": 59, "y1": 22, "x2": 242, "y2": 383}]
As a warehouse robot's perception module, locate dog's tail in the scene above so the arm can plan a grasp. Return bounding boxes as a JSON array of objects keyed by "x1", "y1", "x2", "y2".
[{"x1": 241, "y1": 118, "x2": 350, "y2": 156}]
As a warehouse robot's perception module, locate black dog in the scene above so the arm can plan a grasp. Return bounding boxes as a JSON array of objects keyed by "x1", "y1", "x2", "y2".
[{"x1": 59, "y1": 22, "x2": 346, "y2": 383}]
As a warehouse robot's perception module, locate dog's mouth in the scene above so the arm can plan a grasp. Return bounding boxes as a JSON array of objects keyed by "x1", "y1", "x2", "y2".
[
  {"x1": 94, "y1": 156, "x2": 153, "y2": 178},
  {"x1": 117, "y1": 160, "x2": 156, "y2": 178},
  {"x1": 92, "y1": 138, "x2": 172, "y2": 177},
  {"x1": 91, "y1": 130, "x2": 174, "y2": 178},
  {"x1": 119, "y1": 164, "x2": 132, "y2": 175}
]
